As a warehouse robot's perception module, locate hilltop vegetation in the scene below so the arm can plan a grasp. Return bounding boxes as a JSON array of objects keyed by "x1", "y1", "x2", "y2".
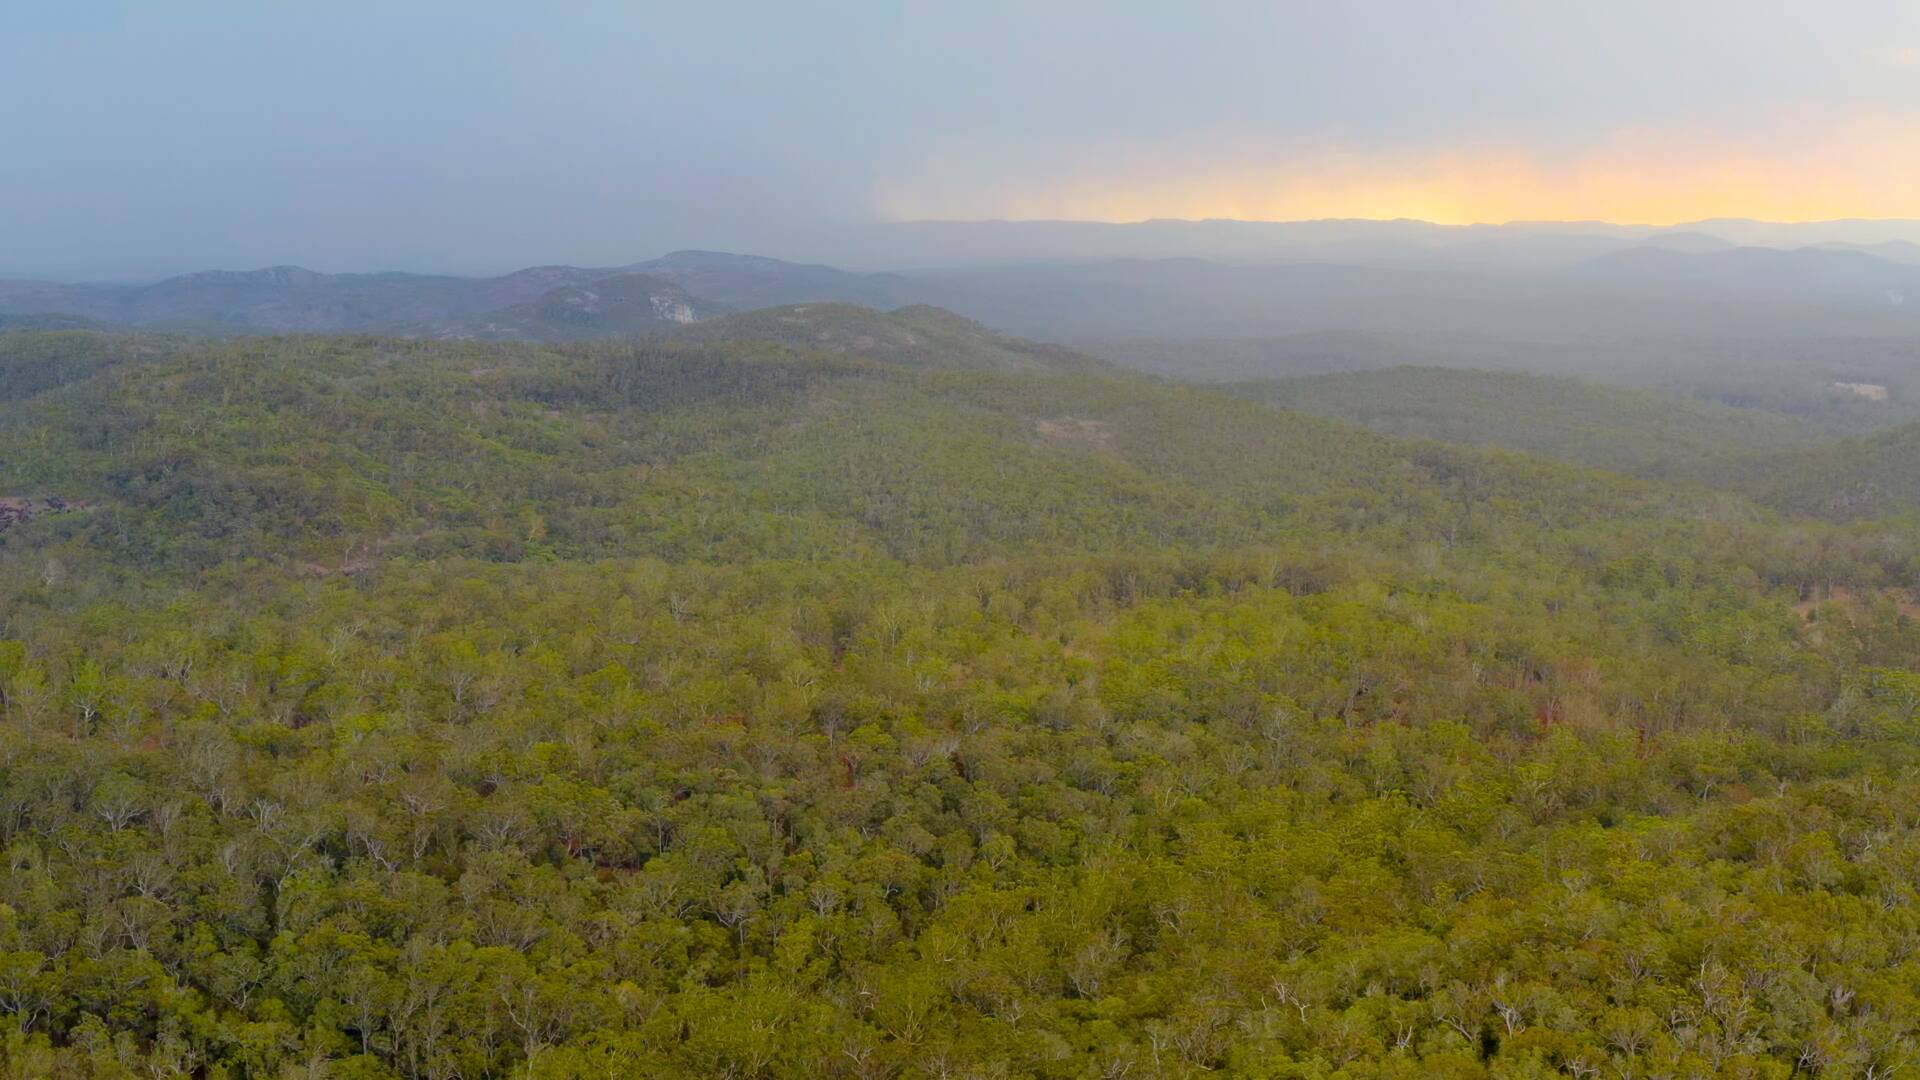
[{"x1": 0, "y1": 321, "x2": 1918, "y2": 1078}]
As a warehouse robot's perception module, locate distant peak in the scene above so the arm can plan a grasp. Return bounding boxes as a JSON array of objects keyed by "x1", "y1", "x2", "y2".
[
  {"x1": 653, "y1": 250, "x2": 784, "y2": 266},
  {"x1": 173, "y1": 265, "x2": 326, "y2": 286}
]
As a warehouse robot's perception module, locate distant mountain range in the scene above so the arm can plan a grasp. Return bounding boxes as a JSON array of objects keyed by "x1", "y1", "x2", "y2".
[
  {"x1": 1563, "y1": 245, "x2": 1920, "y2": 301},
  {"x1": 0, "y1": 251, "x2": 915, "y2": 339},
  {"x1": 7, "y1": 219, "x2": 1920, "y2": 344},
  {"x1": 801, "y1": 216, "x2": 1920, "y2": 269}
]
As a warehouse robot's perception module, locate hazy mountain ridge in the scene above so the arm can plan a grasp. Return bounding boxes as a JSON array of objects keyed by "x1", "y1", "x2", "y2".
[
  {"x1": 1562, "y1": 244, "x2": 1920, "y2": 303},
  {"x1": 11, "y1": 219, "x2": 1920, "y2": 340},
  {"x1": 804, "y1": 216, "x2": 1920, "y2": 268},
  {"x1": 429, "y1": 272, "x2": 724, "y2": 341},
  {"x1": 0, "y1": 265, "x2": 574, "y2": 334},
  {"x1": 8, "y1": 228, "x2": 1920, "y2": 449},
  {"x1": 630, "y1": 249, "x2": 922, "y2": 310},
  {"x1": 0, "y1": 312, "x2": 108, "y2": 332},
  {"x1": 0, "y1": 252, "x2": 911, "y2": 339}
]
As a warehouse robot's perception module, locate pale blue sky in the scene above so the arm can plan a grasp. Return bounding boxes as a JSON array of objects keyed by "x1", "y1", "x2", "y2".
[{"x1": 6, "y1": 1, "x2": 1918, "y2": 278}]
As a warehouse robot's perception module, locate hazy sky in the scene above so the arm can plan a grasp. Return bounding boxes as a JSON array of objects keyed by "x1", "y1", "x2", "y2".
[{"x1": 7, "y1": 1, "x2": 1920, "y2": 278}]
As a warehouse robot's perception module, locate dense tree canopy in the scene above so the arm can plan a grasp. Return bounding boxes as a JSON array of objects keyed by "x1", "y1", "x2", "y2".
[{"x1": 0, "y1": 327, "x2": 1916, "y2": 1078}]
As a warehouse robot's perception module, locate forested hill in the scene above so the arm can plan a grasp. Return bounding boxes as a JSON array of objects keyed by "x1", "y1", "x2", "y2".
[
  {"x1": 661, "y1": 303, "x2": 1115, "y2": 373},
  {"x1": 0, "y1": 253, "x2": 919, "y2": 340},
  {"x1": 1234, "y1": 366, "x2": 1818, "y2": 482},
  {"x1": 1, "y1": 323, "x2": 1919, "y2": 1077},
  {"x1": 0, "y1": 326, "x2": 1671, "y2": 571}
]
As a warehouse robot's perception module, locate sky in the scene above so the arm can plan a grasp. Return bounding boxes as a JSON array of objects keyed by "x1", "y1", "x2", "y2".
[{"x1": 6, "y1": 1, "x2": 1920, "y2": 278}]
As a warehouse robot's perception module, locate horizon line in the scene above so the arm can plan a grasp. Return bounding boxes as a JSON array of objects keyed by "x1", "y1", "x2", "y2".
[
  {"x1": 11, "y1": 215, "x2": 1920, "y2": 284},
  {"x1": 881, "y1": 214, "x2": 1920, "y2": 230}
]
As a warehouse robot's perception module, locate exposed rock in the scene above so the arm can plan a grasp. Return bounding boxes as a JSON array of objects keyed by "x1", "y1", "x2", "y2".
[
  {"x1": 1832, "y1": 381, "x2": 1890, "y2": 402},
  {"x1": 0, "y1": 496, "x2": 88, "y2": 533},
  {"x1": 1034, "y1": 417, "x2": 1117, "y2": 452}
]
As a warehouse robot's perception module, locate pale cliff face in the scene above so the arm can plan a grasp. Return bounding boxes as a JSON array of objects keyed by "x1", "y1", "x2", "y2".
[{"x1": 651, "y1": 294, "x2": 697, "y2": 323}]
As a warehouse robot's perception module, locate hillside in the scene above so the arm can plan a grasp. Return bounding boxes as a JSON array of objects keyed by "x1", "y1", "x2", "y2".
[
  {"x1": 1734, "y1": 420, "x2": 1920, "y2": 519},
  {"x1": 1, "y1": 325, "x2": 1919, "y2": 1078},
  {"x1": 1236, "y1": 366, "x2": 1818, "y2": 481}
]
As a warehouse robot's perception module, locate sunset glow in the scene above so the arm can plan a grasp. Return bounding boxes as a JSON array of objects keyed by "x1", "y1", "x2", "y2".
[{"x1": 876, "y1": 115, "x2": 1920, "y2": 226}]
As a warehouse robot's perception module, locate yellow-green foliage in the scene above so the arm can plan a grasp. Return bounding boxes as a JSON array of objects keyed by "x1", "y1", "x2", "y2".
[{"x1": 0, "y1": 330, "x2": 1916, "y2": 1078}]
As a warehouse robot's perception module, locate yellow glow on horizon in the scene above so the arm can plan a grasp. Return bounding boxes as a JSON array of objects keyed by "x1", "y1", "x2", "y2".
[{"x1": 875, "y1": 115, "x2": 1920, "y2": 226}]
